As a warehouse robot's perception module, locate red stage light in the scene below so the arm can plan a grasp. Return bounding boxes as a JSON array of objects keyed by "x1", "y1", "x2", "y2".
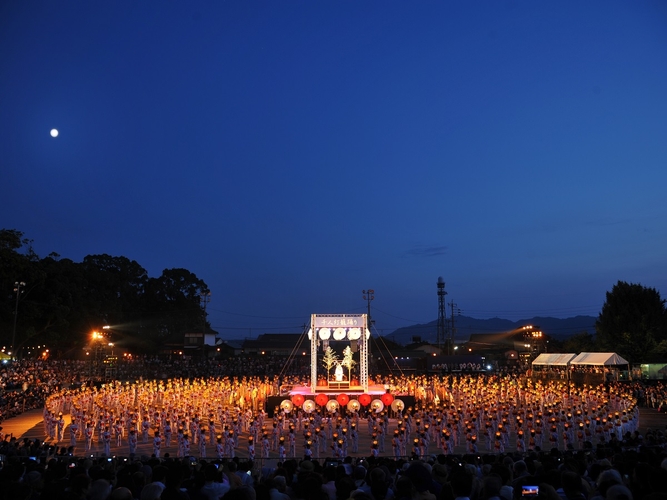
[
  {"x1": 358, "y1": 394, "x2": 372, "y2": 406},
  {"x1": 337, "y1": 393, "x2": 350, "y2": 406},
  {"x1": 381, "y1": 393, "x2": 394, "y2": 406},
  {"x1": 291, "y1": 394, "x2": 305, "y2": 407}
]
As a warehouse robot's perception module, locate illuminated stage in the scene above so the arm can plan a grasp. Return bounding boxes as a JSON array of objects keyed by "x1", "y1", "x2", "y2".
[
  {"x1": 289, "y1": 384, "x2": 388, "y2": 396},
  {"x1": 269, "y1": 313, "x2": 407, "y2": 416}
]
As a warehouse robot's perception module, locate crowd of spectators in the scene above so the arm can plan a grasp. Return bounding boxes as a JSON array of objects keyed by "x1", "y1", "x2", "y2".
[
  {"x1": 2, "y1": 441, "x2": 667, "y2": 500},
  {"x1": 0, "y1": 357, "x2": 300, "y2": 422},
  {"x1": 632, "y1": 384, "x2": 667, "y2": 411},
  {"x1": 0, "y1": 360, "x2": 83, "y2": 422}
]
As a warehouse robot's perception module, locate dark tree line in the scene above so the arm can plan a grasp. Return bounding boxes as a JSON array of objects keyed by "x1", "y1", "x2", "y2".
[
  {"x1": 551, "y1": 280, "x2": 667, "y2": 364},
  {"x1": 596, "y1": 280, "x2": 667, "y2": 363},
  {"x1": 0, "y1": 229, "x2": 210, "y2": 356}
]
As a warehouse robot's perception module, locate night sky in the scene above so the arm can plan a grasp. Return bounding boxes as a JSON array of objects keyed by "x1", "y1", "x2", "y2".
[{"x1": 2, "y1": 2, "x2": 666, "y2": 338}]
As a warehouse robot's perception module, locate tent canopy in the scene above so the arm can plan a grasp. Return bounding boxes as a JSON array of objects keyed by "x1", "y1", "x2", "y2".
[
  {"x1": 532, "y1": 353, "x2": 576, "y2": 367},
  {"x1": 570, "y1": 352, "x2": 629, "y2": 366}
]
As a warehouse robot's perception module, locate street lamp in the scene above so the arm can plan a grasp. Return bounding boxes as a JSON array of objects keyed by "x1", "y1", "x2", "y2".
[
  {"x1": 11, "y1": 281, "x2": 26, "y2": 357},
  {"x1": 90, "y1": 329, "x2": 109, "y2": 378}
]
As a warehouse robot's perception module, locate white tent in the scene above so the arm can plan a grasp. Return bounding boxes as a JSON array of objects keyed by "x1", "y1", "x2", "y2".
[
  {"x1": 532, "y1": 353, "x2": 576, "y2": 367},
  {"x1": 570, "y1": 352, "x2": 629, "y2": 366}
]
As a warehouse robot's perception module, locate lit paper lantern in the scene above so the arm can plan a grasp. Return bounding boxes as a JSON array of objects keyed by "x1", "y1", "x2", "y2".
[
  {"x1": 365, "y1": 328, "x2": 371, "y2": 339},
  {"x1": 347, "y1": 399, "x2": 361, "y2": 412},
  {"x1": 333, "y1": 327, "x2": 346, "y2": 340},
  {"x1": 347, "y1": 328, "x2": 361, "y2": 340},
  {"x1": 303, "y1": 400, "x2": 316, "y2": 413},
  {"x1": 337, "y1": 393, "x2": 350, "y2": 406},
  {"x1": 315, "y1": 393, "x2": 329, "y2": 406},
  {"x1": 307, "y1": 328, "x2": 313, "y2": 340},
  {"x1": 318, "y1": 328, "x2": 331, "y2": 340},
  {"x1": 391, "y1": 399, "x2": 405, "y2": 412},
  {"x1": 280, "y1": 399, "x2": 294, "y2": 412},
  {"x1": 358, "y1": 394, "x2": 372, "y2": 406},
  {"x1": 371, "y1": 399, "x2": 385, "y2": 413},
  {"x1": 381, "y1": 393, "x2": 395, "y2": 406},
  {"x1": 326, "y1": 400, "x2": 340, "y2": 413},
  {"x1": 291, "y1": 394, "x2": 305, "y2": 407}
]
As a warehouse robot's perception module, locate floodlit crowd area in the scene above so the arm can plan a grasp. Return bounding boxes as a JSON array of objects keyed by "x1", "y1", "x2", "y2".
[{"x1": 0, "y1": 358, "x2": 666, "y2": 499}]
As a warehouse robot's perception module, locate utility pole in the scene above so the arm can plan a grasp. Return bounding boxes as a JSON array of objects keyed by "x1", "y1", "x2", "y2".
[
  {"x1": 199, "y1": 291, "x2": 211, "y2": 358},
  {"x1": 11, "y1": 281, "x2": 25, "y2": 358},
  {"x1": 449, "y1": 301, "x2": 460, "y2": 353},
  {"x1": 362, "y1": 289, "x2": 375, "y2": 330},
  {"x1": 436, "y1": 277, "x2": 448, "y2": 354}
]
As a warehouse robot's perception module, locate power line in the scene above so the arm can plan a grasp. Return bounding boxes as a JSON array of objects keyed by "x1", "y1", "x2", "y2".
[{"x1": 207, "y1": 307, "x2": 308, "y2": 320}]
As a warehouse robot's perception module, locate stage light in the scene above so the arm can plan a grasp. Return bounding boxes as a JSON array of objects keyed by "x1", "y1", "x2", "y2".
[
  {"x1": 280, "y1": 400, "x2": 294, "y2": 412},
  {"x1": 391, "y1": 399, "x2": 405, "y2": 412},
  {"x1": 358, "y1": 394, "x2": 372, "y2": 406},
  {"x1": 303, "y1": 400, "x2": 316, "y2": 413},
  {"x1": 291, "y1": 394, "x2": 305, "y2": 406},
  {"x1": 336, "y1": 393, "x2": 350, "y2": 406},
  {"x1": 348, "y1": 328, "x2": 361, "y2": 340},
  {"x1": 326, "y1": 400, "x2": 340, "y2": 413},
  {"x1": 381, "y1": 393, "x2": 394, "y2": 406},
  {"x1": 371, "y1": 399, "x2": 385, "y2": 413},
  {"x1": 347, "y1": 399, "x2": 361, "y2": 412},
  {"x1": 333, "y1": 328, "x2": 346, "y2": 341}
]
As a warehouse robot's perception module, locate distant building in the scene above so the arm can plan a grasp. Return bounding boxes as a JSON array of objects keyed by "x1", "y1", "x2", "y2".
[
  {"x1": 183, "y1": 327, "x2": 220, "y2": 356},
  {"x1": 217, "y1": 339, "x2": 245, "y2": 356}
]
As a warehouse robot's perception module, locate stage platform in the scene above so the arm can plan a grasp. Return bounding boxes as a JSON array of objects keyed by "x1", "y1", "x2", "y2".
[
  {"x1": 265, "y1": 394, "x2": 416, "y2": 417},
  {"x1": 288, "y1": 384, "x2": 387, "y2": 396}
]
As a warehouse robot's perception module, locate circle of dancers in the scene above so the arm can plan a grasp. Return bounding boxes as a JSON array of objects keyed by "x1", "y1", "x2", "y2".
[{"x1": 43, "y1": 374, "x2": 639, "y2": 460}]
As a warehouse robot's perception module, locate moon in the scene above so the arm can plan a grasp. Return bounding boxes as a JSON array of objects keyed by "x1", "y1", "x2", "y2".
[{"x1": 50, "y1": 129, "x2": 59, "y2": 137}]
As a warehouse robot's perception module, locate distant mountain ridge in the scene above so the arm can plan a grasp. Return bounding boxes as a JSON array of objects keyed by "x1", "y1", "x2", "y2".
[{"x1": 384, "y1": 315, "x2": 596, "y2": 345}]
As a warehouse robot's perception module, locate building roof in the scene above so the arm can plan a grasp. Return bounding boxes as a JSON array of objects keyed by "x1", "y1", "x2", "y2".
[
  {"x1": 218, "y1": 339, "x2": 245, "y2": 349},
  {"x1": 532, "y1": 353, "x2": 576, "y2": 367},
  {"x1": 570, "y1": 352, "x2": 629, "y2": 366}
]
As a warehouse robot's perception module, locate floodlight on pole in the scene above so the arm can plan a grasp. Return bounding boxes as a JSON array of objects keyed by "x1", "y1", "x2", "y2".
[{"x1": 11, "y1": 281, "x2": 26, "y2": 357}]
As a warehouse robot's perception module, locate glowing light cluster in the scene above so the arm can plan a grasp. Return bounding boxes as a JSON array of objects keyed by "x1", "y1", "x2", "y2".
[{"x1": 312, "y1": 327, "x2": 367, "y2": 340}]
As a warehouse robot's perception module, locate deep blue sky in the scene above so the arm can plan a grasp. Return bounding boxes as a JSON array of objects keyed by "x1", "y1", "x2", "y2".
[{"x1": 2, "y1": 1, "x2": 666, "y2": 338}]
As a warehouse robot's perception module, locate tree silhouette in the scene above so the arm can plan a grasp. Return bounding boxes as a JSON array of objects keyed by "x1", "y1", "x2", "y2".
[
  {"x1": 596, "y1": 280, "x2": 667, "y2": 362},
  {"x1": 0, "y1": 228, "x2": 211, "y2": 355}
]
